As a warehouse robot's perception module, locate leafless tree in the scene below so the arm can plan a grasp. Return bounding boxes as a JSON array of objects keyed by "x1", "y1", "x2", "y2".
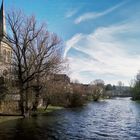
[
  {"x1": 118, "y1": 81, "x2": 124, "y2": 94},
  {"x1": 6, "y1": 10, "x2": 64, "y2": 116},
  {"x1": 90, "y1": 79, "x2": 105, "y2": 101}
]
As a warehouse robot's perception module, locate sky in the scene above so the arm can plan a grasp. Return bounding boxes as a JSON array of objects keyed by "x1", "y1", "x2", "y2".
[{"x1": 3, "y1": 0, "x2": 140, "y2": 85}]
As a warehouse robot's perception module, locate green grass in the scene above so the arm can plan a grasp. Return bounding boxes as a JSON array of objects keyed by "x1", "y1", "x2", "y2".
[
  {"x1": 0, "y1": 116, "x2": 22, "y2": 124},
  {"x1": 0, "y1": 105, "x2": 64, "y2": 119},
  {"x1": 37, "y1": 105, "x2": 63, "y2": 113}
]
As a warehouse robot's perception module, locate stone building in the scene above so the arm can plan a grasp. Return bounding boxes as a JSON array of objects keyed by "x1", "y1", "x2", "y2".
[
  {"x1": 47, "y1": 74, "x2": 70, "y2": 84},
  {"x1": 0, "y1": 0, "x2": 12, "y2": 77}
]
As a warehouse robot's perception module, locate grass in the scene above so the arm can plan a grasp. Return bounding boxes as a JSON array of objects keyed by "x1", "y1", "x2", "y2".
[
  {"x1": 0, "y1": 116, "x2": 22, "y2": 124},
  {"x1": 0, "y1": 105, "x2": 63, "y2": 119},
  {"x1": 35, "y1": 105, "x2": 64, "y2": 114}
]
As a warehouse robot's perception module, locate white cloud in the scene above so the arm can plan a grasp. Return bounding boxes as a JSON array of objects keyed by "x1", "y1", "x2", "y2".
[
  {"x1": 74, "y1": 1, "x2": 127, "y2": 24},
  {"x1": 65, "y1": 22, "x2": 140, "y2": 85},
  {"x1": 65, "y1": 9, "x2": 78, "y2": 18},
  {"x1": 64, "y1": 33, "x2": 83, "y2": 58}
]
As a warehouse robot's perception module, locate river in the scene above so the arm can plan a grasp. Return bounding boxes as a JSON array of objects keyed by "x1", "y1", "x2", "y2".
[{"x1": 0, "y1": 98, "x2": 140, "y2": 140}]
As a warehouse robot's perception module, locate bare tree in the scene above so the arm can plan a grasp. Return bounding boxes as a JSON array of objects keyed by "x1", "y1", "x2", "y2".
[
  {"x1": 118, "y1": 81, "x2": 124, "y2": 94},
  {"x1": 6, "y1": 10, "x2": 64, "y2": 116},
  {"x1": 90, "y1": 79, "x2": 105, "y2": 101},
  {"x1": 30, "y1": 28, "x2": 64, "y2": 111}
]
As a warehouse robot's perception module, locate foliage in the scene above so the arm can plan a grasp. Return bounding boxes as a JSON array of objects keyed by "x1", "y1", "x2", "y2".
[
  {"x1": 90, "y1": 79, "x2": 105, "y2": 101},
  {"x1": 67, "y1": 83, "x2": 87, "y2": 107},
  {"x1": 105, "y1": 84, "x2": 113, "y2": 91},
  {"x1": 131, "y1": 80, "x2": 140, "y2": 100},
  {"x1": 68, "y1": 92, "x2": 86, "y2": 107},
  {"x1": 42, "y1": 81, "x2": 86, "y2": 108},
  {"x1": 37, "y1": 105, "x2": 63, "y2": 113},
  {"x1": 130, "y1": 72, "x2": 140, "y2": 100}
]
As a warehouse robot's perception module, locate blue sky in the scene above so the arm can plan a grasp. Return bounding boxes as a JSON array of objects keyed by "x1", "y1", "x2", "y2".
[{"x1": 3, "y1": 0, "x2": 140, "y2": 85}]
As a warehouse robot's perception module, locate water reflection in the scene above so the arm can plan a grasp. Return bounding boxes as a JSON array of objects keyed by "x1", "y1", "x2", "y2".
[{"x1": 0, "y1": 98, "x2": 140, "y2": 140}]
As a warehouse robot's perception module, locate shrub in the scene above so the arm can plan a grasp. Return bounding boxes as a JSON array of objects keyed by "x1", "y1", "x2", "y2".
[
  {"x1": 68, "y1": 92, "x2": 86, "y2": 107},
  {"x1": 131, "y1": 81, "x2": 140, "y2": 100}
]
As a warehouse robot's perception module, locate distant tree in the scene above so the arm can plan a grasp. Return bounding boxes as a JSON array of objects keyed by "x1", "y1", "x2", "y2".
[
  {"x1": 92, "y1": 79, "x2": 105, "y2": 87},
  {"x1": 90, "y1": 79, "x2": 105, "y2": 101},
  {"x1": 112, "y1": 85, "x2": 116, "y2": 90},
  {"x1": 118, "y1": 81, "x2": 124, "y2": 93},
  {"x1": 68, "y1": 83, "x2": 86, "y2": 107},
  {"x1": 136, "y1": 71, "x2": 140, "y2": 81},
  {"x1": 105, "y1": 84, "x2": 113, "y2": 91},
  {"x1": 131, "y1": 80, "x2": 140, "y2": 100},
  {"x1": 42, "y1": 79, "x2": 70, "y2": 108},
  {"x1": 118, "y1": 81, "x2": 124, "y2": 87},
  {"x1": 131, "y1": 72, "x2": 140, "y2": 100}
]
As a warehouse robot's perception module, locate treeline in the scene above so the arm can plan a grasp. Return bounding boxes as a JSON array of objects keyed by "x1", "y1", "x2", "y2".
[
  {"x1": 131, "y1": 72, "x2": 140, "y2": 100},
  {"x1": 42, "y1": 79, "x2": 106, "y2": 108}
]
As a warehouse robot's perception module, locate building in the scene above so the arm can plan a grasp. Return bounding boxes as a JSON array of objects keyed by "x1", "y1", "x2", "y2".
[
  {"x1": 47, "y1": 74, "x2": 70, "y2": 84},
  {"x1": 0, "y1": 0, "x2": 12, "y2": 77}
]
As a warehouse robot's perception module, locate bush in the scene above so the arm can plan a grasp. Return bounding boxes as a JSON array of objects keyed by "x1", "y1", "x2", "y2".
[
  {"x1": 67, "y1": 92, "x2": 86, "y2": 107},
  {"x1": 131, "y1": 81, "x2": 140, "y2": 100}
]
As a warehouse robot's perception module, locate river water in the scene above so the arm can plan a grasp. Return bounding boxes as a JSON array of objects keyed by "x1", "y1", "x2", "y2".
[{"x1": 0, "y1": 98, "x2": 140, "y2": 140}]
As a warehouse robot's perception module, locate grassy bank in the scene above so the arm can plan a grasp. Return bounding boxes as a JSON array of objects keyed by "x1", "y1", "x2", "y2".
[
  {"x1": 0, "y1": 116, "x2": 22, "y2": 124},
  {"x1": 34, "y1": 105, "x2": 64, "y2": 115},
  {"x1": 0, "y1": 105, "x2": 63, "y2": 120}
]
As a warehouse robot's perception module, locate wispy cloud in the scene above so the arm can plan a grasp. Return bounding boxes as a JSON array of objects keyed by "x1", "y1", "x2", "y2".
[
  {"x1": 65, "y1": 9, "x2": 79, "y2": 18},
  {"x1": 65, "y1": 20, "x2": 140, "y2": 85},
  {"x1": 74, "y1": 1, "x2": 127, "y2": 24},
  {"x1": 64, "y1": 33, "x2": 83, "y2": 58}
]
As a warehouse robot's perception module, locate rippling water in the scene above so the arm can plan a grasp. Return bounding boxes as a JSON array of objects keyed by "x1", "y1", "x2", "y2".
[{"x1": 0, "y1": 98, "x2": 140, "y2": 140}]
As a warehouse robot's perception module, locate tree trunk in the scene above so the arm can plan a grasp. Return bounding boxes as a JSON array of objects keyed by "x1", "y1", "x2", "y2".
[
  {"x1": 32, "y1": 93, "x2": 39, "y2": 112},
  {"x1": 44, "y1": 98, "x2": 50, "y2": 111},
  {"x1": 32, "y1": 75, "x2": 41, "y2": 112},
  {"x1": 19, "y1": 90, "x2": 25, "y2": 116}
]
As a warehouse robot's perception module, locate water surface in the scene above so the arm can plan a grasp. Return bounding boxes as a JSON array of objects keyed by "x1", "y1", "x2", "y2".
[{"x1": 0, "y1": 98, "x2": 140, "y2": 140}]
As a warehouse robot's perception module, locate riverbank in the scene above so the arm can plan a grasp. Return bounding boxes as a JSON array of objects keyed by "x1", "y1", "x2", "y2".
[
  {"x1": 37, "y1": 105, "x2": 64, "y2": 114},
  {"x1": 0, "y1": 116, "x2": 22, "y2": 124},
  {"x1": 0, "y1": 105, "x2": 63, "y2": 123}
]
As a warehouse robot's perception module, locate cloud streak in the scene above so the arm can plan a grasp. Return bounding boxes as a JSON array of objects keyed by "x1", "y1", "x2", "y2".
[
  {"x1": 65, "y1": 9, "x2": 79, "y2": 18},
  {"x1": 64, "y1": 33, "x2": 83, "y2": 58},
  {"x1": 65, "y1": 20, "x2": 140, "y2": 85},
  {"x1": 74, "y1": 1, "x2": 127, "y2": 24}
]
